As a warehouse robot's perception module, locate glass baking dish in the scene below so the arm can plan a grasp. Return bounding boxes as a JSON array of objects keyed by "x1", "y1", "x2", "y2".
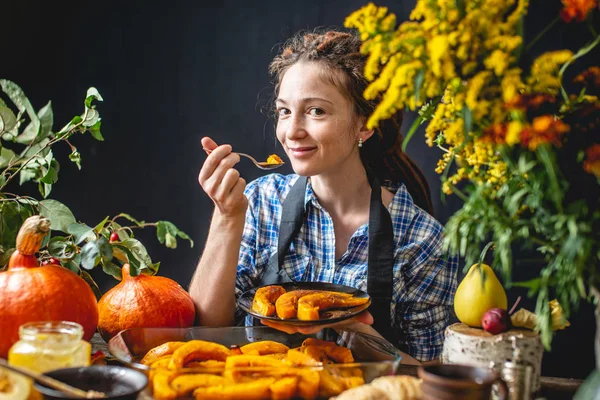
[{"x1": 108, "y1": 326, "x2": 402, "y2": 398}]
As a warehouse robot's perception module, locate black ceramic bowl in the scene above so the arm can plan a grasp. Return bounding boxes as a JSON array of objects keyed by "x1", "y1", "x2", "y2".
[{"x1": 33, "y1": 366, "x2": 148, "y2": 400}]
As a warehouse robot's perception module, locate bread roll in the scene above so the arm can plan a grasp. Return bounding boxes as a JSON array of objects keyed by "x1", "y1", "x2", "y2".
[
  {"x1": 331, "y1": 375, "x2": 421, "y2": 400},
  {"x1": 370, "y1": 376, "x2": 422, "y2": 400},
  {"x1": 331, "y1": 385, "x2": 389, "y2": 400}
]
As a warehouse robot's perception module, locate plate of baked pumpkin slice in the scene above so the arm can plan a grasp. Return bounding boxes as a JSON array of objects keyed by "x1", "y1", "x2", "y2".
[{"x1": 238, "y1": 282, "x2": 372, "y2": 326}]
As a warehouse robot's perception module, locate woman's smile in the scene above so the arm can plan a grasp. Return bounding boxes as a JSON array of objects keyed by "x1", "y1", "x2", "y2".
[{"x1": 288, "y1": 146, "x2": 318, "y2": 158}]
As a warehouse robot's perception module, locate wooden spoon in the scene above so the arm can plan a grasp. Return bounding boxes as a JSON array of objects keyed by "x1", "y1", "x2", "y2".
[{"x1": 0, "y1": 359, "x2": 105, "y2": 398}]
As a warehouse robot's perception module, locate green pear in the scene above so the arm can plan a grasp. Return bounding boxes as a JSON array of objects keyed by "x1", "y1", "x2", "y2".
[{"x1": 454, "y1": 263, "x2": 508, "y2": 327}]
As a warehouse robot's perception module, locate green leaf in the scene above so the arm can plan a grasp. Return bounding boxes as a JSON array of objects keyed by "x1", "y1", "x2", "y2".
[
  {"x1": 0, "y1": 147, "x2": 16, "y2": 169},
  {"x1": 156, "y1": 220, "x2": 194, "y2": 249},
  {"x1": 402, "y1": 115, "x2": 424, "y2": 152},
  {"x1": 0, "y1": 248, "x2": 15, "y2": 268},
  {"x1": 0, "y1": 106, "x2": 17, "y2": 135},
  {"x1": 0, "y1": 80, "x2": 38, "y2": 123},
  {"x1": 63, "y1": 260, "x2": 81, "y2": 274},
  {"x1": 38, "y1": 181, "x2": 52, "y2": 198},
  {"x1": 101, "y1": 260, "x2": 122, "y2": 281},
  {"x1": 69, "y1": 150, "x2": 81, "y2": 170},
  {"x1": 536, "y1": 145, "x2": 563, "y2": 212},
  {"x1": 47, "y1": 236, "x2": 77, "y2": 259},
  {"x1": 0, "y1": 201, "x2": 35, "y2": 248},
  {"x1": 19, "y1": 168, "x2": 37, "y2": 186},
  {"x1": 513, "y1": 277, "x2": 542, "y2": 295},
  {"x1": 37, "y1": 101, "x2": 54, "y2": 139},
  {"x1": 120, "y1": 238, "x2": 152, "y2": 266},
  {"x1": 148, "y1": 261, "x2": 160, "y2": 276},
  {"x1": 16, "y1": 101, "x2": 54, "y2": 145},
  {"x1": 454, "y1": 0, "x2": 466, "y2": 18},
  {"x1": 84, "y1": 87, "x2": 103, "y2": 108},
  {"x1": 97, "y1": 236, "x2": 113, "y2": 263},
  {"x1": 79, "y1": 269, "x2": 102, "y2": 300},
  {"x1": 21, "y1": 138, "x2": 50, "y2": 158},
  {"x1": 413, "y1": 69, "x2": 424, "y2": 103},
  {"x1": 82, "y1": 108, "x2": 99, "y2": 128},
  {"x1": 56, "y1": 115, "x2": 83, "y2": 137},
  {"x1": 17, "y1": 117, "x2": 40, "y2": 145},
  {"x1": 67, "y1": 222, "x2": 95, "y2": 244},
  {"x1": 402, "y1": 99, "x2": 442, "y2": 152},
  {"x1": 112, "y1": 244, "x2": 142, "y2": 276},
  {"x1": 462, "y1": 106, "x2": 473, "y2": 135},
  {"x1": 39, "y1": 199, "x2": 76, "y2": 232},
  {"x1": 165, "y1": 233, "x2": 177, "y2": 248},
  {"x1": 89, "y1": 120, "x2": 103, "y2": 141},
  {"x1": 93, "y1": 216, "x2": 110, "y2": 233},
  {"x1": 40, "y1": 159, "x2": 59, "y2": 185},
  {"x1": 80, "y1": 241, "x2": 101, "y2": 270}
]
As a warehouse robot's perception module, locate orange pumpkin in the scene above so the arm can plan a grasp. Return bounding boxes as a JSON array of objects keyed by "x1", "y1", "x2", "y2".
[
  {"x1": 97, "y1": 264, "x2": 196, "y2": 341},
  {"x1": 0, "y1": 216, "x2": 99, "y2": 358}
]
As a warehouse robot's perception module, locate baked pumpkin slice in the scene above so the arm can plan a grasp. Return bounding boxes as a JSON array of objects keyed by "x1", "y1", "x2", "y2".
[
  {"x1": 192, "y1": 377, "x2": 276, "y2": 400},
  {"x1": 275, "y1": 290, "x2": 352, "y2": 319},
  {"x1": 170, "y1": 374, "x2": 225, "y2": 397},
  {"x1": 297, "y1": 293, "x2": 369, "y2": 320},
  {"x1": 140, "y1": 341, "x2": 186, "y2": 365},
  {"x1": 169, "y1": 340, "x2": 231, "y2": 369},
  {"x1": 251, "y1": 285, "x2": 286, "y2": 317},
  {"x1": 239, "y1": 340, "x2": 290, "y2": 356}
]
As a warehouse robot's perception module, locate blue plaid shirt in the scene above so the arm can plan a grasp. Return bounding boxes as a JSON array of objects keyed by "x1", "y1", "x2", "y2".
[{"x1": 235, "y1": 173, "x2": 458, "y2": 361}]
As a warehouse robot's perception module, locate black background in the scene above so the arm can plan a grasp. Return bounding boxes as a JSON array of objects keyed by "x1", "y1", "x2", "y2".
[{"x1": 2, "y1": 0, "x2": 596, "y2": 379}]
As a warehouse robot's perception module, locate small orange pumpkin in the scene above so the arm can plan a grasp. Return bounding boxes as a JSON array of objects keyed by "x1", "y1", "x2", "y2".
[
  {"x1": 0, "y1": 216, "x2": 99, "y2": 358},
  {"x1": 97, "y1": 264, "x2": 196, "y2": 340}
]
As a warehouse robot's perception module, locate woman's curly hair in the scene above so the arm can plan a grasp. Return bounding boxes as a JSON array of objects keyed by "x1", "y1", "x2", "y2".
[{"x1": 269, "y1": 29, "x2": 434, "y2": 214}]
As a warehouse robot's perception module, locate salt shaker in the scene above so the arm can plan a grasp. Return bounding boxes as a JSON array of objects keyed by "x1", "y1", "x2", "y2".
[
  {"x1": 501, "y1": 360, "x2": 534, "y2": 400},
  {"x1": 500, "y1": 335, "x2": 534, "y2": 400}
]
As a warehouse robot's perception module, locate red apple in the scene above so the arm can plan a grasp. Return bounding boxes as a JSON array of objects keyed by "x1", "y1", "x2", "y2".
[{"x1": 482, "y1": 308, "x2": 510, "y2": 334}]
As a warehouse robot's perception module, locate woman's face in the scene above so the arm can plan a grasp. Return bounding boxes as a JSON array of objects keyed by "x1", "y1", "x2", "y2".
[{"x1": 275, "y1": 61, "x2": 365, "y2": 177}]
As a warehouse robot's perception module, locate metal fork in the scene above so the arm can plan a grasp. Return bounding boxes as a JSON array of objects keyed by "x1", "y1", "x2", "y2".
[{"x1": 203, "y1": 148, "x2": 284, "y2": 171}]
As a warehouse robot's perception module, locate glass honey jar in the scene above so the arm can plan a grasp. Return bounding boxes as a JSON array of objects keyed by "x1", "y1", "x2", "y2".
[{"x1": 8, "y1": 321, "x2": 91, "y2": 372}]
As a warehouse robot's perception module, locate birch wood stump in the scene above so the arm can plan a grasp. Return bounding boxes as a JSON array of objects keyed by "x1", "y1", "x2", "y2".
[{"x1": 441, "y1": 323, "x2": 544, "y2": 391}]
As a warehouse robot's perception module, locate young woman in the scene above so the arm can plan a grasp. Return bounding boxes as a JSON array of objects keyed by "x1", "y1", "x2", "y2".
[{"x1": 189, "y1": 29, "x2": 457, "y2": 365}]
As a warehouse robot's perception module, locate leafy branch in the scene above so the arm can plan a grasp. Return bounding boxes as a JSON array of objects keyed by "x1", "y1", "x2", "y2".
[{"x1": 0, "y1": 81, "x2": 193, "y2": 298}]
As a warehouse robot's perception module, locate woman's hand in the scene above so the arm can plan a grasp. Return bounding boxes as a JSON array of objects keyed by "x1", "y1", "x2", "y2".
[
  {"x1": 199, "y1": 137, "x2": 248, "y2": 218},
  {"x1": 260, "y1": 311, "x2": 374, "y2": 335}
]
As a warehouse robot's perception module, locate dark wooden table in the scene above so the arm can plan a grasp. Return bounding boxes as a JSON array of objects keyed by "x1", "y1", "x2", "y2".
[{"x1": 92, "y1": 334, "x2": 582, "y2": 399}]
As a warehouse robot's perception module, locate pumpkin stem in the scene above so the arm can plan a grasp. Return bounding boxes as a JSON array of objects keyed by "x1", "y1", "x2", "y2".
[
  {"x1": 15, "y1": 216, "x2": 51, "y2": 256},
  {"x1": 122, "y1": 264, "x2": 131, "y2": 280}
]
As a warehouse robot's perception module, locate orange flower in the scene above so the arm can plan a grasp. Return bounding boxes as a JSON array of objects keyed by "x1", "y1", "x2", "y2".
[
  {"x1": 520, "y1": 115, "x2": 570, "y2": 150},
  {"x1": 560, "y1": 0, "x2": 598, "y2": 22},
  {"x1": 481, "y1": 123, "x2": 507, "y2": 144},
  {"x1": 574, "y1": 66, "x2": 600, "y2": 87},
  {"x1": 505, "y1": 94, "x2": 557, "y2": 111},
  {"x1": 584, "y1": 144, "x2": 600, "y2": 177}
]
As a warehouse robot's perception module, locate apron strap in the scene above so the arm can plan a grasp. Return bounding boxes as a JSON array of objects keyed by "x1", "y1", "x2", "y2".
[
  {"x1": 258, "y1": 173, "x2": 401, "y2": 350},
  {"x1": 262, "y1": 176, "x2": 307, "y2": 285},
  {"x1": 365, "y1": 170, "x2": 401, "y2": 349}
]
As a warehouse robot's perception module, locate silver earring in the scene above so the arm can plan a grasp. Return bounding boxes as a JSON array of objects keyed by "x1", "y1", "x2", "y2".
[{"x1": 358, "y1": 138, "x2": 363, "y2": 148}]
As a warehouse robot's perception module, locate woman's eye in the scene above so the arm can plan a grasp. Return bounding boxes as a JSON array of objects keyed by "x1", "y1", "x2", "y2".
[
  {"x1": 309, "y1": 108, "x2": 325, "y2": 116},
  {"x1": 278, "y1": 108, "x2": 291, "y2": 117}
]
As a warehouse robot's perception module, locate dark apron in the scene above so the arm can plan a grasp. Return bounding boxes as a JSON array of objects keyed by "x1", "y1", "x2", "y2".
[{"x1": 257, "y1": 171, "x2": 401, "y2": 348}]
